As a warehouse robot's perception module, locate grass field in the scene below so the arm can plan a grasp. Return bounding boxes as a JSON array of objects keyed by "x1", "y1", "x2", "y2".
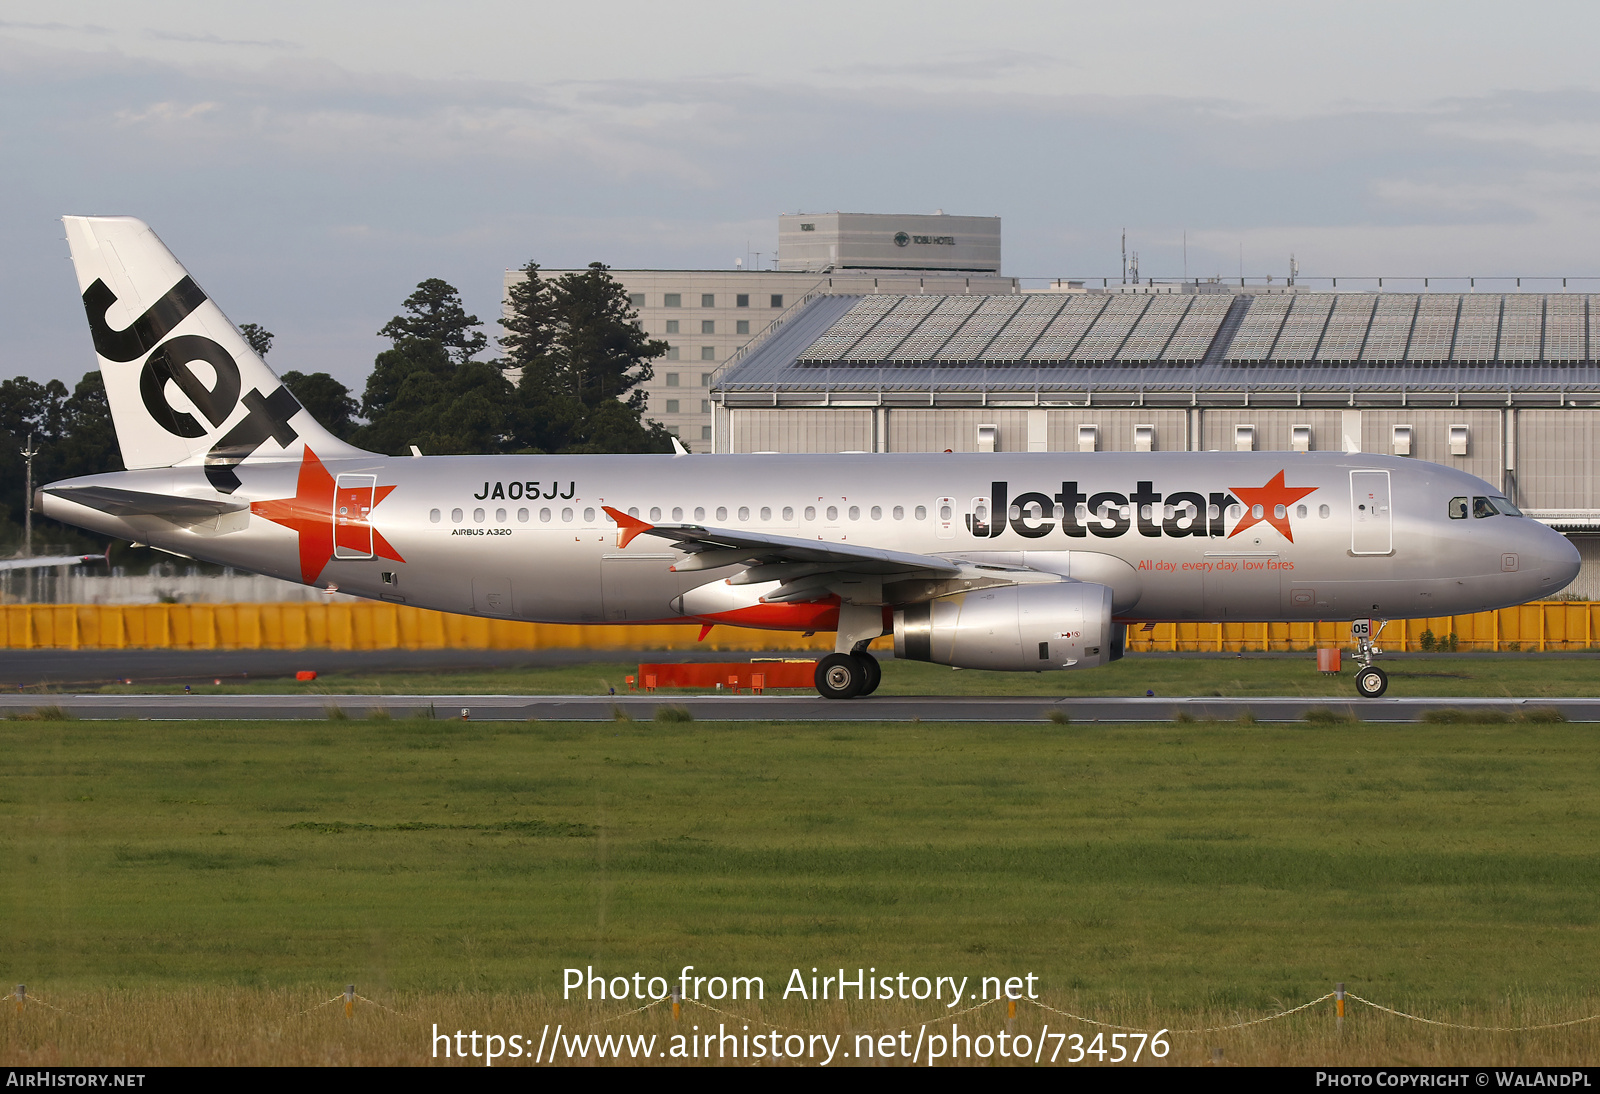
[
  {"x1": 82, "y1": 650, "x2": 1600, "y2": 698},
  {"x1": 5, "y1": 712, "x2": 1600, "y2": 1064}
]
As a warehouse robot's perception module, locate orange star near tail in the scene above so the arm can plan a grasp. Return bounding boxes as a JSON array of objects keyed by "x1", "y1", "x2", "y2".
[
  {"x1": 251, "y1": 448, "x2": 404, "y2": 584},
  {"x1": 1229, "y1": 470, "x2": 1318, "y2": 543}
]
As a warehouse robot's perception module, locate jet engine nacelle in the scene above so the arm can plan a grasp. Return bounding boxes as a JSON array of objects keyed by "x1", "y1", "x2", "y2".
[{"x1": 893, "y1": 581, "x2": 1121, "y2": 671}]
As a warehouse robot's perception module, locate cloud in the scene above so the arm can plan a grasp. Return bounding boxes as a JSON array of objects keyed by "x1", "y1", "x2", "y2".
[
  {"x1": 145, "y1": 29, "x2": 299, "y2": 50},
  {"x1": 6, "y1": 33, "x2": 1600, "y2": 385},
  {"x1": 0, "y1": 19, "x2": 111, "y2": 35}
]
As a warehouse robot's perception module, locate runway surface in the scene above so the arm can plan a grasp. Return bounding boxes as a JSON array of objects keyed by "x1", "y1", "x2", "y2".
[{"x1": 2, "y1": 692, "x2": 1594, "y2": 722}]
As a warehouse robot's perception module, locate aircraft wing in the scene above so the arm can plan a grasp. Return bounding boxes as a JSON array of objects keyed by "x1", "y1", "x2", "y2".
[
  {"x1": 0, "y1": 553, "x2": 106, "y2": 572},
  {"x1": 606, "y1": 505, "x2": 961, "y2": 572},
  {"x1": 602, "y1": 505, "x2": 1055, "y2": 605}
]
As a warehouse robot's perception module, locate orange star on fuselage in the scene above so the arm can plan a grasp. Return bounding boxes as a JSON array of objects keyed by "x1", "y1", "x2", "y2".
[
  {"x1": 250, "y1": 448, "x2": 403, "y2": 584},
  {"x1": 1228, "y1": 470, "x2": 1318, "y2": 543}
]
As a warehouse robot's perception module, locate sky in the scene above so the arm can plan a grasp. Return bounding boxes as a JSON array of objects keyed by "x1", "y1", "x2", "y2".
[{"x1": 6, "y1": 1, "x2": 1600, "y2": 389}]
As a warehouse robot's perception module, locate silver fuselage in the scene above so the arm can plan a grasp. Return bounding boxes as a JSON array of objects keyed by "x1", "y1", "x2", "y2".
[{"x1": 39, "y1": 451, "x2": 1579, "y2": 628}]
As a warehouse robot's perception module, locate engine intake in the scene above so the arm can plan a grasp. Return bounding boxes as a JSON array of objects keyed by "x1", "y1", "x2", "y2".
[{"x1": 893, "y1": 581, "x2": 1121, "y2": 671}]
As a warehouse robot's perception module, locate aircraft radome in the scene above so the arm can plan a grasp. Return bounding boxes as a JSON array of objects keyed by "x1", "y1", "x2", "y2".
[{"x1": 36, "y1": 216, "x2": 1581, "y2": 699}]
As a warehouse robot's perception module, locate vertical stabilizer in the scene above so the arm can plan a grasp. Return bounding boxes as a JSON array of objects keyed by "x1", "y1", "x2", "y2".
[{"x1": 62, "y1": 215, "x2": 369, "y2": 491}]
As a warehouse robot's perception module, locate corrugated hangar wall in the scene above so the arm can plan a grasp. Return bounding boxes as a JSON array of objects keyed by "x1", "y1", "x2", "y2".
[{"x1": 1519, "y1": 409, "x2": 1600, "y2": 508}]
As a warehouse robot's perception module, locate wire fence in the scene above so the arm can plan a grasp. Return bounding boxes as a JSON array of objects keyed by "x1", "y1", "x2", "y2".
[{"x1": 8, "y1": 982, "x2": 1600, "y2": 1039}]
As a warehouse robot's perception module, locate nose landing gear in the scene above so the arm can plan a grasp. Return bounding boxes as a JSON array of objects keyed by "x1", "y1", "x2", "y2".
[
  {"x1": 1351, "y1": 618, "x2": 1388, "y2": 698},
  {"x1": 1355, "y1": 664, "x2": 1388, "y2": 698}
]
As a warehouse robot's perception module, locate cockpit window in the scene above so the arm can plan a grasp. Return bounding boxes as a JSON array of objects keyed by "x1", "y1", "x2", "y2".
[
  {"x1": 1448, "y1": 497, "x2": 1468, "y2": 520},
  {"x1": 1472, "y1": 496, "x2": 1522, "y2": 518}
]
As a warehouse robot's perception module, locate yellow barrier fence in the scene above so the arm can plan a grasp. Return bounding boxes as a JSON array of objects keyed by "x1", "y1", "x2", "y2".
[
  {"x1": 1125, "y1": 601, "x2": 1598, "y2": 653},
  {"x1": 0, "y1": 602, "x2": 840, "y2": 652},
  {"x1": 0, "y1": 601, "x2": 1595, "y2": 653}
]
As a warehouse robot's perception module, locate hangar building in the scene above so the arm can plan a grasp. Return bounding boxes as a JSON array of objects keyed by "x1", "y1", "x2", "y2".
[
  {"x1": 708, "y1": 288, "x2": 1600, "y2": 595},
  {"x1": 506, "y1": 212, "x2": 1008, "y2": 446}
]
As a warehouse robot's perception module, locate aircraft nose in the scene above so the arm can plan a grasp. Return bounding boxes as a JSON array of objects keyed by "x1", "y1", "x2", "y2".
[{"x1": 1521, "y1": 522, "x2": 1581, "y2": 596}]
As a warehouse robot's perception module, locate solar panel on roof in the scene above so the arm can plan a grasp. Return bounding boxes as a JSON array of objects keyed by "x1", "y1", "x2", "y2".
[
  {"x1": 1406, "y1": 296, "x2": 1460, "y2": 361},
  {"x1": 1118, "y1": 297, "x2": 1192, "y2": 361},
  {"x1": 934, "y1": 296, "x2": 1026, "y2": 360},
  {"x1": 1224, "y1": 295, "x2": 1293, "y2": 362},
  {"x1": 977, "y1": 295, "x2": 1070, "y2": 362},
  {"x1": 1498, "y1": 296, "x2": 1544, "y2": 362},
  {"x1": 1315, "y1": 295, "x2": 1376, "y2": 361},
  {"x1": 1270, "y1": 295, "x2": 1335, "y2": 362},
  {"x1": 887, "y1": 296, "x2": 985, "y2": 361},
  {"x1": 1544, "y1": 296, "x2": 1586, "y2": 361},
  {"x1": 1451, "y1": 296, "x2": 1502, "y2": 362},
  {"x1": 1361, "y1": 296, "x2": 1418, "y2": 361},
  {"x1": 841, "y1": 295, "x2": 942, "y2": 361},
  {"x1": 1162, "y1": 296, "x2": 1232, "y2": 361},
  {"x1": 1072, "y1": 295, "x2": 1154, "y2": 361},
  {"x1": 1020, "y1": 296, "x2": 1108, "y2": 361},
  {"x1": 798, "y1": 295, "x2": 898, "y2": 361}
]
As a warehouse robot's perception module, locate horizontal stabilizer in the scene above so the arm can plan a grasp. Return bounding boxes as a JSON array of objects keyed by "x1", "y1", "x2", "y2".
[{"x1": 43, "y1": 484, "x2": 249, "y2": 527}]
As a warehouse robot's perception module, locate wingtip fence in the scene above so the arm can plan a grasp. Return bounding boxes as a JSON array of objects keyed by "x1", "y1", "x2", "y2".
[{"x1": 8, "y1": 981, "x2": 1600, "y2": 1037}]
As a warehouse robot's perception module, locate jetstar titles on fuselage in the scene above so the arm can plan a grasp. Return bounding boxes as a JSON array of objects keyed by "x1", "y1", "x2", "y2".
[{"x1": 968, "y1": 472, "x2": 1318, "y2": 542}]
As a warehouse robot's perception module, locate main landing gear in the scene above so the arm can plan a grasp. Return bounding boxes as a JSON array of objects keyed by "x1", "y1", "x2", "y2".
[
  {"x1": 815, "y1": 651, "x2": 882, "y2": 700},
  {"x1": 1352, "y1": 619, "x2": 1388, "y2": 698}
]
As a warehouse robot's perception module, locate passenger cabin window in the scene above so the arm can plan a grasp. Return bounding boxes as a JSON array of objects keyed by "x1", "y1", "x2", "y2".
[
  {"x1": 781, "y1": 506, "x2": 793, "y2": 521},
  {"x1": 1450, "y1": 497, "x2": 1469, "y2": 519},
  {"x1": 650, "y1": 507, "x2": 662, "y2": 521},
  {"x1": 914, "y1": 505, "x2": 927, "y2": 520},
  {"x1": 671, "y1": 507, "x2": 683, "y2": 521}
]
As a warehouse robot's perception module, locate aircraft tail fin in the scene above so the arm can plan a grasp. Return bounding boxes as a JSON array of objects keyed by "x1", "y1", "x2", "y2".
[{"x1": 61, "y1": 216, "x2": 368, "y2": 492}]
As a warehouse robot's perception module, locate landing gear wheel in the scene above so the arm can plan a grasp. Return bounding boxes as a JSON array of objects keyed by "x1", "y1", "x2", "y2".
[
  {"x1": 815, "y1": 653, "x2": 865, "y2": 699},
  {"x1": 853, "y1": 652, "x2": 882, "y2": 697},
  {"x1": 1355, "y1": 665, "x2": 1388, "y2": 698}
]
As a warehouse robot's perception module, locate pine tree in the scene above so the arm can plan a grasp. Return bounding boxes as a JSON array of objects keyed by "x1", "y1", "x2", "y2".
[
  {"x1": 377, "y1": 279, "x2": 487, "y2": 365},
  {"x1": 498, "y1": 261, "x2": 673, "y2": 454}
]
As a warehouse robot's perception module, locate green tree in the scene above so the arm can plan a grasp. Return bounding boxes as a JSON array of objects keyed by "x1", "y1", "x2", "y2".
[
  {"x1": 500, "y1": 261, "x2": 674, "y2": 454},
  {"x1": 353, "y1": 343, "x2": 514, "y2": 456},
  {"x1": 377, "y1": 279, "x2": 487, "y2": 365},
  {"x1": 280, "y1": 371, "x2": 359, "y2": 440},
  {"x1": 238, "y1": 323, "x2": 274, "y2": 358}
]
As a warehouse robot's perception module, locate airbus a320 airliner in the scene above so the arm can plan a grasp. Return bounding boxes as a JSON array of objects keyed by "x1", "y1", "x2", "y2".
[{"x1": 36, "y1": 217, "x2": 1581, "y2": 698}]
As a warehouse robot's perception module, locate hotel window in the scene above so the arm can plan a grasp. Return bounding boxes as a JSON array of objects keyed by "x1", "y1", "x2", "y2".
[
  {"x1": 666, "y1": 373, "x2": 680, "y2": 387},
  {"x1": 736, "y1": 294, "x2": 749, "y2": 307},
  {"x1": 666, "y1": 346, "x2": 679, "y2": 360},
  {"x1": 736, "y1": 320, "x2": 749, "y2": 335},
  {"x1": 771, "y1": 295, "x2": 783, "y2": 308},
  {"x1": 666, "y1": 320, "x2": 679, "y2": 334},
  {"x1": 701, "y1": 426, "x2": 712, "y2": 440},
  {"x1": 701, "y1": 400, "x2": 712, "y2": 413},
  {"x1": 664, "y1": 293, "x2": 681, "y2": 307},
  {"x1": 701, "y1": 294, "x2": 715, "y2": 307},
  {"x1": 701, "y1": 346, "x2": 716, "y2": 360},
  {"x1": 628, "y1": 293, "x2": 645, "y2": 308},
  {"x1": 701, "y1": 373, "x2": 713, "y2": 386},
  {"x1": 666, "y1": 399, "x2": 679, "y2": 413},
  {"x1": 701, "y1": 320, "x2": 715, "y2": 334}
]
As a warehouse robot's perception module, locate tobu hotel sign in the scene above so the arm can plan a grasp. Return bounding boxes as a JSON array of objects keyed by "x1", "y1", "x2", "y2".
[{"x1": 894, "y1": 231, "x2": 956, "y2": 247}]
